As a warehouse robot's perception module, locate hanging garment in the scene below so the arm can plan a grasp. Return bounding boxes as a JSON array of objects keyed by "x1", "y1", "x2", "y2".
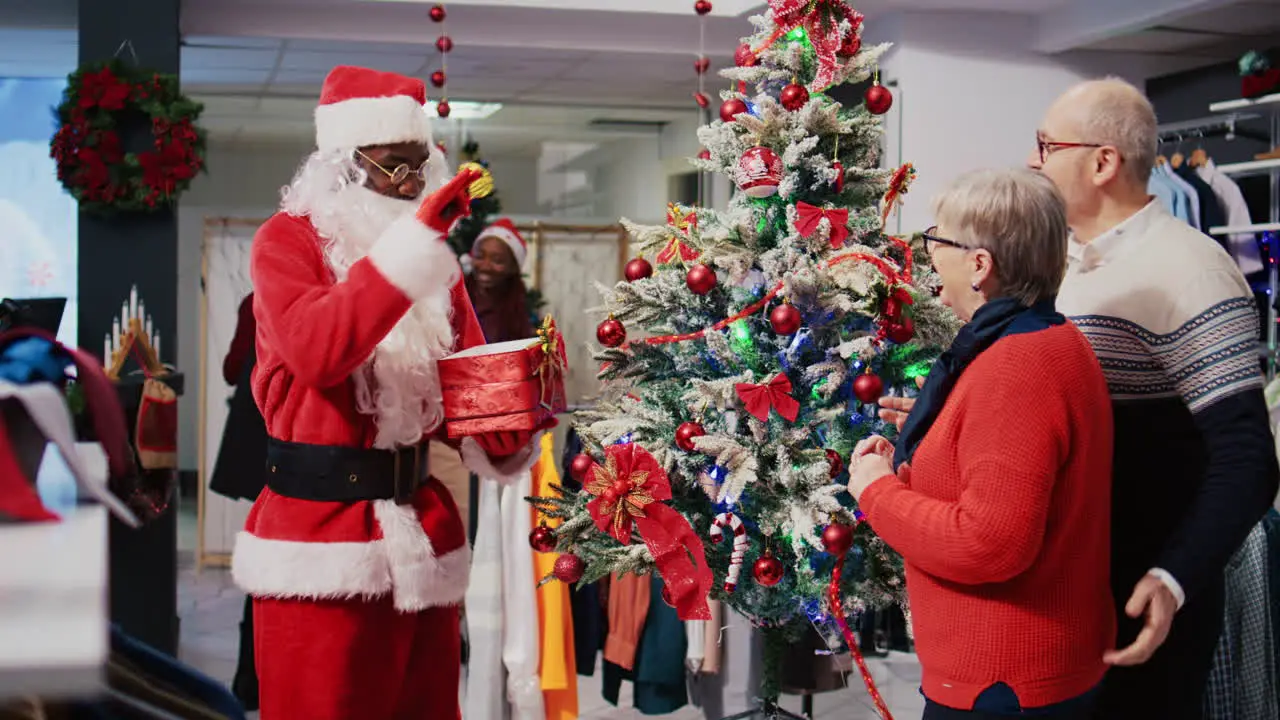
[
  {"x1": 463, "y1": 472, "x2": 545, "y2": 720},
  {"x1": 603, "y1": 572, "x2": 652, "y2": 670},
  {"x1": 209, "y1": 345, "x2": 267, "y2": 502},
  {"x1": 1164, "y1": 164, "x2": 1202, "y2": 230},
  {"x1": 1202, "y1": 523, "x2": 1277, "y2": 720},
  {"x1": 1149, "y1": 165, "x2": 1192, "y2": 225},
  {"x1": 531, "y1": 433, "x2": 579, "y2": 720},
  {"x1": 1174, "y1": 164, "x2": 1227, "y2": 237},
  {"x1": 603, "y1": 576, "x2": 689, "y2": 716},
  {"x1": 1198, "y1": 159, "x2": 1264, "y2": 275}
]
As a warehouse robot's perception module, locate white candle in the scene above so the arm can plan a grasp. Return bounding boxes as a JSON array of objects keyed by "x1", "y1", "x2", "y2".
[
  {"x1": 153, "y1": 333, "x2": 161, "y2": 362},
  {"x1": 104, "y1": 334, "x2": 111, "y2": 361},
  {"x1": 129, "y1": 286, "x2": 138, "y2": 321},
  {"x1": 145, "y1": 318, "x2": 153, "y2": 339},
  {"x1": 112, "y1": 319, "x2": 121, "y2": 346},
  {"x1": 137, "y1": 300, "x2": 145, "y2": 324}
]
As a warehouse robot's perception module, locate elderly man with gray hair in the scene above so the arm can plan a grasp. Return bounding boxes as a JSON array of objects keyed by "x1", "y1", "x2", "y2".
[{"x1": 1029, "y1": 78, "x2": 1279, "y2": 718}]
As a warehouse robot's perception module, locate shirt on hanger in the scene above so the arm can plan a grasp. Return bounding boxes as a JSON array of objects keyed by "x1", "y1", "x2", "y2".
[
  {"x1": 1175, "y1": 164, "x2": 1227, "y2": 237},
  {"x1": 1198, "y1": 160, "x2": 1264, "y2": 276},
  {"x1": 1164, "y1": 164, "x2": 1202, "y2": 230},
  {"x1": 1150, "y1": 168, "x2": 1192, "y2": 225}
]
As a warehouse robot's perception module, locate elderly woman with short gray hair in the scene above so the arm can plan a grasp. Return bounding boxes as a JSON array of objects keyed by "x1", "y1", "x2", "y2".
[{"x1": 848, "y1": 168, "x2": 1117, "y2": 719}]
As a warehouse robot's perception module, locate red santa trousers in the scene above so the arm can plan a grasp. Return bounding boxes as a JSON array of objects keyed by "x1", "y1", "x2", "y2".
[{"x1": 254, "y1": 595, "x2": 460, "y2": 720}]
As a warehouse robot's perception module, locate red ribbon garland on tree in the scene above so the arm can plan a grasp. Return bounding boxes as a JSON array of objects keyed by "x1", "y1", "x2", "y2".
[
  {"x1": 755, "y1": 0, "x2": 865, "y2": 89},
  {"x1": 584, "y1": 443, "x2": 713, "y2": 620},
  {"x1": 829, "y1": 517, "x2": 896, "y2": 720},
  {"x1": 734, "y1": 374, "x2": 800, "y2": 422}
]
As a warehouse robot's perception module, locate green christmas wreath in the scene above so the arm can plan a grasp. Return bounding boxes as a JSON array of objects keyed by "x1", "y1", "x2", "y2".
[{"x1": 50, "y1": 60, "x2": 207, "y2": 215}]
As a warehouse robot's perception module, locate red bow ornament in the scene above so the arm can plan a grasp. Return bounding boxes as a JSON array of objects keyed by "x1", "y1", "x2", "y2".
[
  {"x1": 735, "y1": 373, "x2": 801, "y2": 423},
  {"x1": 795, "y1": 201, "x2": 850, "y2": 249},
  {"x1": 659, "y1": 203, "x2": 701, "y2": 264},
  {"x1": 584, "y1": 443, "x2": 713, "y2": 620}
]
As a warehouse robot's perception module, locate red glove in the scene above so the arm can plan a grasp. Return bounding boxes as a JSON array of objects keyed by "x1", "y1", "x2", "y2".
[
  {"x1": 416, "y1": 167, "x2": 485, "y2": 234},
  {"x1": 475, "y1": 417, "x2": 558, "y2": 459}
]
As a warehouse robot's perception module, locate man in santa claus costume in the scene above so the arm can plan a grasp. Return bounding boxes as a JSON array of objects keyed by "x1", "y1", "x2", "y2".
[{"x1": 230, "y1": 65, "x2": 546, "y2": 720}]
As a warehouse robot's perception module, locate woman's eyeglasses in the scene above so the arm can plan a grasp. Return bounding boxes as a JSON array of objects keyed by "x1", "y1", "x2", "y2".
[
  {"x1": 355, "y1": 149, "x2": 430, "y2": 185},
  {"x1": 922, "y1": 226, "x2": 974, "y2": 254}
]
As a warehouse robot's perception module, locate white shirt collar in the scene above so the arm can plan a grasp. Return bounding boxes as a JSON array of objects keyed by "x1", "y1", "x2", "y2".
[{"x1": 1068, "y1": 199, "x2": 1163, "y2": 271}]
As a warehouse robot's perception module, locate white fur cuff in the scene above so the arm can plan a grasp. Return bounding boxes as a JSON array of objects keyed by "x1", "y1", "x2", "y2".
[
  {"x1": 460, "y1": 431, "x2": 546, "y2": 485},
  {"x1": 367, "y1": 214, "x2": 460, "y2": 303}
]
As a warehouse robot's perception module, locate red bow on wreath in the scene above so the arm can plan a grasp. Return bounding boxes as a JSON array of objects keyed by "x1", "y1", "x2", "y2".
[
  {"x1": 735, "y1": 373, "x2": 801, "y2": 423},
  {"x1": 763, "y1": 0, "x2": 865, "y2": 90},
  {"x1": 795, "y1": 201, "x2": 850, "y2": 249},
  {"x1": 585, "y1": 443, "x2": 713, "y2": 620}
]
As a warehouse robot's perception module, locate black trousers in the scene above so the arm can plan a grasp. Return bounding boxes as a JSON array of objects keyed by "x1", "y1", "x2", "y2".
[
  {"x1": 923, "y1": 683, "x2": 1097, "y2": 719},
  {"x1": 1093, "y1": 579, "x2": 1224, "y2": 720}
]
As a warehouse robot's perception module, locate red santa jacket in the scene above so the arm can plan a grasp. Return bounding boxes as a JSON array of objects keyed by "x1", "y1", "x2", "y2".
[{"x1": 231, "y1": 211, "x2": 539, "y2": 612}]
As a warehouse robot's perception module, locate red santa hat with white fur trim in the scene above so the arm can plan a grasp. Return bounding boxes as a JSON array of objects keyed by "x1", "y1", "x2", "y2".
[
  {"x1": 473, "y1": 219, "x2": 528, "y2": 268},
  {"x1": 314, "y1": 66, "x2": 433, "y2": 153}
]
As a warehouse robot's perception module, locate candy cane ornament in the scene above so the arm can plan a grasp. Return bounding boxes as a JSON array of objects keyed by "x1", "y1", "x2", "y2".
[{"x1": 709, "y1": 512, "x2": 748, "y2": 592}]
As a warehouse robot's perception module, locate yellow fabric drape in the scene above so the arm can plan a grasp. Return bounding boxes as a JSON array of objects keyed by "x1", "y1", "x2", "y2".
[{"x1": 532, "y1": 432, "x2": 578, "y2": 720}]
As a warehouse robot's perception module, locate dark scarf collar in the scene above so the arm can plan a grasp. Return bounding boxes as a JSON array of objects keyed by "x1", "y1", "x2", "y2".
[{"x1": 893, "y1": 296, "x2": 1065, "y2": 468}]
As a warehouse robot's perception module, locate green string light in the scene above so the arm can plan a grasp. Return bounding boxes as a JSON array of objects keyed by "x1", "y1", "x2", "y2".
[
  {"x1": 903, "y1": 360, "x2": 932, "y2": 380},
  {"x1": 787, "y1": 27, "x2": 807, "y2": 42}
]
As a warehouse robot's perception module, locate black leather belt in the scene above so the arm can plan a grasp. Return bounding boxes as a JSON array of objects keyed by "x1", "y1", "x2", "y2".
[{"x1": 264, "y1": 438, "x2": 429, "y2": 505}]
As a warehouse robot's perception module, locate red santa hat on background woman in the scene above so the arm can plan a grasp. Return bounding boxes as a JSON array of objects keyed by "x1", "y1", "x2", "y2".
[
  {"x1": 473, "y1": 219, "x2": 528, "y2": 268},
  {"x1": 314, "y1": 65, "x2": 434, "y2": 151}
]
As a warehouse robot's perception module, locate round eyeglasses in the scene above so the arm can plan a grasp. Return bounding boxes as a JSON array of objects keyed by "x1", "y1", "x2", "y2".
[{"x1": 355, "y1": 149, "x2": 430, "y2": 185}]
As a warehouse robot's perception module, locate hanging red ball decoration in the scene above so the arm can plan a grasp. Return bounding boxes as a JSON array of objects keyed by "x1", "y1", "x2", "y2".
[
  {"x1": 686, "y1": 264, "x2": 717, "y2": 295},
  {"x1": 430, "y1": 70, "x2": 446, "y2": 88},
  {"x1": 832, "y1": 160, "x2": 845, "y2": 193},
  {"x1": 822, "y1": 522, "x2": 854, "y2": 556},
  {"x1": 675, "y1": 421, "x2": 706, "y2": 452},
  {"x1": 695, "y1": 57, "x2": 711, "y2": 74},
  {"x1": 735, "y1": 43, "x2": 759, "y2": 67},
  {"x1": 436, "y1": 35, "x2": 454, "y2": 53},
  {"x1": 698, "y1": 149, "x2": 711, "y2": 160},
  {"x1": 436, "y1": 100, "x2": 451, "y2": 118},
  {"x1": 864, "y1": 82, "x2": 893, "y2": 115},
  {"x1": 839, "y1": 33, "x2": 861, "y2": 57},
  {"x1": 852, "y1": 372, "x2": 884, "y2": 404},
  {"x1": 825, "y1": 449, "x2": 844, "y2": 478},
  {"x1": 719, "y1": 98, "x2": 748, "y2": 123},
  {"x1": 624, "y1": 257, "x2": 654, "y2": 282},
  {"x1": 553, "y1": 553, "x2": 586, "y2": 583},
  {"x1": 429, "y1": 4, "x2": 446, "y2": 22},
  {"x1": 780, "y1": 82, "x2": 809, "y2": 111},
  {"x1": 569, "y1": 453, "x2": 595, "y2": 482},
  {"x1": 753, "y1": 552, "x2": 784, "y2": 587},
  {"x1": 886, "y1": 317, "x2": 915, "y2": 344},
  {"x1": 734, "y1": 146, "x2": 782, "y2": 198},
  {"x1": 769, "y1": 303, "x2": 803, "y2": 335},
  {"x1": 529, "y1": 524, "x2": 557, "y2": 553},
  {"x1": 694, "y1": 0, "x2": 713, "y2": 15},
  {"x1": 596, "y1": 317, "x2": 627, "y2": 348}
]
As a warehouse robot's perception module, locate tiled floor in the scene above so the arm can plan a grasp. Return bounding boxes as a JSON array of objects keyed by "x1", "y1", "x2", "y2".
[{"x1": 177, "y1": 557, "x2": 925, "y2": 720}]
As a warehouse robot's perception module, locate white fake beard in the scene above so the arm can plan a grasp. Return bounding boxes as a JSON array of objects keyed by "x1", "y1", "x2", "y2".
[{"x1": 282, "y1": 151, "x2": 456, "y2": 449}]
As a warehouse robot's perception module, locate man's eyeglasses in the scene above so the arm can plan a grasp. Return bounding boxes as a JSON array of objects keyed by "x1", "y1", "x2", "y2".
[
  {"x1": 355, "y1": 149, "x2": 430, "y2": 185},
  {"x1": 922, "y1": 226, "x2": 974, "y2": 255},
  {"x1": 1036, "y1": 135, "x2": 1103, "y2": 164}
]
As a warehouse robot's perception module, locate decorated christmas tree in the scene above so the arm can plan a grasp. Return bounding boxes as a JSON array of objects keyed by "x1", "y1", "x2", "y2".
[
  {"x1": 446, "y1": 139, "x2": 546, "y2": 323},
  {"x1": 531, "y1": 1, "x2": 958, "y2": 714}
]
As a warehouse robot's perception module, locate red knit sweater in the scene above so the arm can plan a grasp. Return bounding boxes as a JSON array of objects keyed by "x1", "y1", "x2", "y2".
[{"x1": 860, "y1": 323, "x2": 1115, "y2": 711}]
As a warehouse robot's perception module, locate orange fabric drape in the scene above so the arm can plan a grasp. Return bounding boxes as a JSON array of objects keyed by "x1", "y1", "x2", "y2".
[{"x1": 531, "y1": 433, "x2": 578, "y2": 720}]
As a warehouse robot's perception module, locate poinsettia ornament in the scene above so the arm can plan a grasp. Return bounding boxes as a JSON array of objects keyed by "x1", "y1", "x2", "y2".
[{"x1": 584, "y1": 443, "x2": 713, "y2": 620}]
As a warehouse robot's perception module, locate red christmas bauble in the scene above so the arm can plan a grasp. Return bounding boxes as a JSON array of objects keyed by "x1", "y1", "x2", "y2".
[
  {"x1": 553, "y1": 553, "x2": 586, "y2": 583},
  {"x1": 597, "y1": 317, "x2": 627, "y2": 348},
  {"x1": 436, "y1": 35, "x2": 454, "y2": 53},
  {"x1": 694, "y1": 92, "x2": 711, "y2": 109},
  {"x1": 695, "y1": 57, "x2": 711, "y2": 74},
  {"x1": 430, "y1": 70, "x2": 446, "y2": 88},
  {"x1": 832, "y1": 160, "x2": 845, "y2": 193},
  {"x1": 429, "y1": 4, "x2": 446, "y2": 22},
  {"x1": 753, "y1": 553, "x2": 784, "y2": 587},
  {"x1": 839, "y1": 33, "x2": 861, "y2": 57},
  {"x1": 436, "y1": 100, "x2": 451, "y2": 118},
  {"x1": 882, "y1": 295, "x2": 903, "y2": 321},
  {"x1": 698, "y1": 148, "x2": 711, "y2": 160},
  {"x1": 694, "y1": 0, "x2": 713, "y2": 15},
  {"x1": 864, "y1": 83, "x2": 893, "y2": 115},
  {"x1": 734, "y1": 146, "x2": 783, "y2": 198},
  {"x1": 570, "y1": 453, "x2": 595, "y2": 482},
  {"x1": 825, "y1": 448, "x2": 844, "y2": 478},
  {"x1": 675, "y1": 421, "x2": 706, "y2": 452},
  {"x1": 780, "y1": 82, "x2": 809, "y2": 111},
  {"x1": 529, "y1": 524, "x2": 557, "y2": 553},
  {"x1": 769, "y1": 303, "x2": 802, "y2": 335},
  {"x1": 852, "y1": 372, "x2": 884, "y2": 404},
  {"x1": 735, "y1": 43, "x2": 759, "y2": 67},
  {"x1": 720, "y1": 98, "x2": 748, "y2": 123},
  {"x1": 822, "y1": 522, "x2": 854, "y2": 556},
  {"x1": 686, "y1": 264, "x2": 717, "y2": 295},
  {"x1": 624, "y1": 257, "x2": 654, "y2": 282},
  {"x1": 886, "y1": 317, "x2": 915, "y2": 344}
]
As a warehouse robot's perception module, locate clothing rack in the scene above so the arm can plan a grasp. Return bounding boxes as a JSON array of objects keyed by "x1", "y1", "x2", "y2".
[
  {"x1": 1157, "y1": 113, "x2": 1268, "y2": 144},
  {"x1": 1200, "y1": 95, "x2": 1280, "y2": 379}
]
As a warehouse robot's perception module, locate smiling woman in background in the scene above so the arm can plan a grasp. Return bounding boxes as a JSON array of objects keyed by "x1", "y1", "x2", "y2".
[
  {"x1": 465, "y1": 219, "x2": 533, "y2": 343},
  {"x1": 848, "y1": 167, "x2": 1116, "y2": 719}
]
